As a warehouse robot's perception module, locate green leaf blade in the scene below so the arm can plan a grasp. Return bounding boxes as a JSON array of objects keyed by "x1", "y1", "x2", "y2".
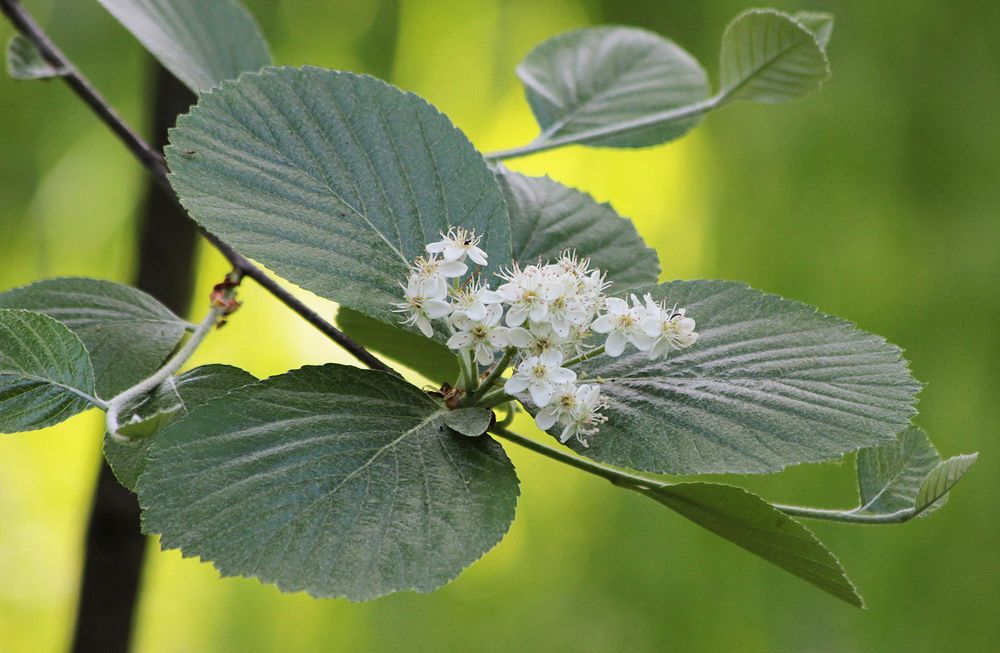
[
  {"x1": 855, "y1": 427, "x2": 941, "y2": 515},
  {"x1": 915, "y1": 454, "x2": 977, "y2": 515},
  {"x1": 104, "y1": 364, "x2": 257, "y2": 491},
  {"x1": 518, "y1": 26, "x2": 711, "y2": 148},
  {"x1": 138, "y1": 364, "x2": 519, "y2": 600},
  {"x1": 335, "y1": 307, "x2": 459, "y2": 384},
  {"x1": 567, "y1": 280, "x2": 919, "y2": 475},
  {"x1": 6, "y1": 34, "x2": 64, "y2": 80},
  {"x1": 444, "y1": 408, "x2": 493, "y2": 437},
  {"x1": 719, "y1": 9, "x2": 831, "y2": 104},
  {"x1": 498, "y1": 169, "x2": 660, "y2": 290},
  {"x1": 96, "y1": 0, "x2": 271, "y2": 93},
  {"x1": 0, "y1": 277, "x2": 190, "y2": 397},
  {"x1": 0, "y1": 309, "x2": 96, "y2": 433},
  {"x1": 167, "y1": 67, "x2": 512, "y2": 340},
  {"x1": 648, "y1": 482, "x2": 863, "y2": 607}
]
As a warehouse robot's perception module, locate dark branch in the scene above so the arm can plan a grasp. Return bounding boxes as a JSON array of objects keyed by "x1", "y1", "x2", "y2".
[{"x1": 0, "y1": 0, "x2": 395, "y2": 375}]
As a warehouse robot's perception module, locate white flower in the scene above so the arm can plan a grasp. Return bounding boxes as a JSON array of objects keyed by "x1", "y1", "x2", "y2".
[
  {"x1": 426, "y1": 227, "x2": 488, "y2": 266},
  {"x1": 534, "y1": 383, "x2": 580, "y2": 430},
  {"x1": 504, "y1": 349, "x2": 576, "y2": 407},
  {"x1": 410, "y1": 255, "x2": 467, "y2": 299},
  {"x1": 393, "y1": 276, "x2": 452, "y2": 337},
  {"x1": 540, "y1": 273, "x2": 591, "y2": 338},
  {"x1": 448, "y1": 304, "x2": 530, "y2": 365},
  {"x1": 591, "y1": 295, "x2": 655, "y2": 357},
  {"x1": 559, "y1": 384, "x2": 608, "y2": 446},
  {"x1": 641, "y1": 295, "x2": 699, "y2": 360},
  {"x1": 449, "y1": 281, "x2": 502, "y2": 322},
  {"x1": 497, "y1": 265, "x2": 548, "y2": 326}
]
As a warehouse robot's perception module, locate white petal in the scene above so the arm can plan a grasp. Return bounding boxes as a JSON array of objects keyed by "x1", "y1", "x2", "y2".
[
  {"x1": 503, "y1": 327, "x2": 532, "y2": 348},
  {"x1": 478, "y1": 289, "x2": 502, "y2": 304},
  {"x1": 506, "y1": 305, "x2": 528, "y2": 327},
  {"x1": 504, "y1": 375, "x2": 529, "y2": 394},
  {"x1": 549, "y1": 367, "x2": 577, "y2": 384},
  {"x1": 438, "y1": 260, "x2": 468, "y2": 277},
  {"x1": 559, "y1": 424, "x2": 575, "y2": 443},
  {"x1": 425, "y1": 241, "x2": 447, "y2": 253},
  {"x1": 475, "y1": 345, "x2": 495, "y2": 366},
  {"x1": 444, "y1": 244, "x2": 466, "y2": 261},
  {"x1": 591, "y1": 315, "x2": 614, "y2": 333},
  {"x1": 604, "y1": 297, "x2": 627, "y2": 314},
  {"x1": 447, "y1": 331, "x2": 474, "y2": 349},
  {"x1": 529, "y1": 303, "x2": 548, "y2": 323},
  {"x1": 539, "y1": 349, "x2": 564, "y2": 368},
  {"x1": 464, "y1": 303, "x2": 485, "y2": 321},
  {"x1": 535, "y1": 408, "x2": 559, "y2": 430},
  {"x1": 605, "y1": 331, "x2": 626, "y2": 357},
  {"x1": 483, "y1": 303, "x2": 503, "y2": 325},
  {"x1": 529, "y1": 382, "x2": 554, "y2": 407},
  {"x1": 630, "y1": 333, "x2": 654, "y2": 351},
  {"x1": 424, "y1": 298, "x2": 452, "y2": 319},
  {"x1": 416, "y1": 315, "x2": 434, "y2": 338},
  {"x1": 468, "y1": 247, "x2": 489, "y2": 266}
]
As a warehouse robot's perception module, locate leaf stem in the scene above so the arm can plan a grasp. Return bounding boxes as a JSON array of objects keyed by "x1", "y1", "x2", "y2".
[
  {"x1": 477, "y1": 387, "x2": 514, "y2": 409},
  {"x1": 562, "y1": 345, "x2": 605, "y2": 367},
  {"x1": 0, "y1": 0, "x2": 393, "y2": 375},
  {"x1": 467, "y1": 347, "x2": 515, "y2": 404},
  {"x1": 769, "y1": 503, "x2": 916, "y2": 524},
  {"x1": 485, "y1": 96, "x2": 721, "y2": 161},
  {"x1": 104, "y1": 305, "x2": 222, "y2": 441}
]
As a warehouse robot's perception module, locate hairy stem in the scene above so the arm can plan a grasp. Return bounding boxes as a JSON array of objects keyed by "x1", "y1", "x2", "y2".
[
  {"x1": 104, "y1": 305, "x2": 223, "y2": 440},
  {"x1": 0, "y1": 0, "x2": 393, "y2": 375},
  {"x1": 467, "y1": 347, "x2": 515, "y2": 404},
  {"x1": 485, "y1": 96, "x2": 721, "y2": 161},
  {"x1": 562, "y1": 345, "x2": 605, "y2": 368}
]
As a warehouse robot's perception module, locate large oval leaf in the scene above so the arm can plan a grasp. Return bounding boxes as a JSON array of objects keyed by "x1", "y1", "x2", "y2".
[
  {"x1": 96, "y1": 0, "x2": 271, "y2": 93},
  {"x1": 104, "y1": 364, "x2": 257, "y2": 491},
  {"x1": 138, "y1": 364, "x2": 519, "y2": 600},
  {"x1": 167, "y1": 67, "x2": 512, "y2": 337},
  {"x1": 565, "y1": 280, "x2": 919, "y2": 474},
  {"x1": 517, "y1": 26, "x2": 710, "y2": 148},
  {"x1": 497, "y1": 168, "x2": 660, "y2": 290},
  {"x1": 719, "y1": 9, "x2": 831, "y2": 104},
  {"x1": 0, "y1": 277, "x2": 190, "y2": 397},
  {"x1": 0, "y1": 309, "x2": 96, "y2": 433}
]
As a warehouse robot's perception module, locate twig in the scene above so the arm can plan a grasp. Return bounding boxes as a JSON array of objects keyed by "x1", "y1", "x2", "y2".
[{"x1": 0, "y1": 0, "x2": 394, "y2": 375}]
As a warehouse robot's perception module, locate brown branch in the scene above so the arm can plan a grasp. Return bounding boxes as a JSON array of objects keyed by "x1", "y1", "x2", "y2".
[{"x1": 0, "y1": 0, "x2": 395, "y2": 374}]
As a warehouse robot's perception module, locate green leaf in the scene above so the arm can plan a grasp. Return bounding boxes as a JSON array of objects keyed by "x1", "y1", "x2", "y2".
[
  {"x1": 856, "y1": 427, "x2": 976, "y2": 518},
  {"x1": 915, "y1": 454, "x2": 978, "y2": 516},
  {"x1": 517, "y1": 26, "x2": 710, "y2": 148},
  {"x1": 0, "y1": 309, "x2": 96, "y2": 433},
  {"x1": 793, "y1": 11, "x2": 835, "y2": 49},
  {"x1": 335, "y1": 307, "x2": 459, "y2": 384},
  {"x1": 648, "y1": 482, "x2": 863, "y2": 607},
  {"x1": 444, "y1": 408, "x2": 493, "y2": 437},
  {"x1": 95, "y1": 0, "x2": 271, "y2": 93},
  {"x1": 719, "y1": 9, "x2": 831, "y2": 104},
  {"x1": 566, "y1": 280, "x2": 920, "y2": 475},
  {"x1": 6, "y1": 34, "x2": 64, "y2": 80},
  {"x1": 138, "y1": 364, "x2": 519, "y2": 600},
  {"x1": 167, "y1": 67, "x2": 512, "y2": 341},
  {"x1": 104, "y1": 364, "x2": 257, "y2": 492},
  {"x1": 497, "y1": 168, "x2": 660, "y2": 289},
  {"x1": 0, "y1": 277, "x2": 190, "y2": 397}
]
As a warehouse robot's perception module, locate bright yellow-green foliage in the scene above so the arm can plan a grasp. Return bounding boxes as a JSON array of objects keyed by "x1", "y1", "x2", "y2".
[{"x1": 0, "y1": 0, "x2": 996, "y2": 650}]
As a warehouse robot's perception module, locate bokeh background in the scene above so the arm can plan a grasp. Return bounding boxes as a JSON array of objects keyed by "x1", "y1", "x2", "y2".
[{"x1": 2, "y1": 0, "x2": 998, "y2": 650}]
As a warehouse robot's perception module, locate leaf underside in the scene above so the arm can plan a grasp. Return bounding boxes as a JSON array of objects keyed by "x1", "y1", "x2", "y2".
[
  {"x1": 562, "y1": 280, "x2": 919, "y2": 475},
  {"x1": 6, "y1": 34, "x2": 63, "y2": 80},
  {"x1": 166, "y1": 67, "x2": 512, "y2": 342},
  {"x1": 138, "y1": 364, "x2": 519, "y2": 600},
  {"x1": 95, "y1": 0, "x2": 271, "y2": 93},
  {"x1": 0, "y1": 309, "x2": 95, "y2": 433},
  {"x1": 0, "y1": 277, "x2": 190, "y2": 397},
  {"x1": 719, "y1": 9, "x2": 831, "y2": 104},
  {"x1": 518, "y1": 25, "x2": 710, "y2": 147}
]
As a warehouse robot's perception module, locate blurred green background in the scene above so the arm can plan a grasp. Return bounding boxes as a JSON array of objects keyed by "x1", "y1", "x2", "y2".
[{"x1": 1, "y1": 0, "x2": 998, "y2": 650}]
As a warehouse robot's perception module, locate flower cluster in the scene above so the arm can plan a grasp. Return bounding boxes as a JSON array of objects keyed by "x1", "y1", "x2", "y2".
[{"x1": 394, "y1": 228, "x2": 700, "y2": 445}]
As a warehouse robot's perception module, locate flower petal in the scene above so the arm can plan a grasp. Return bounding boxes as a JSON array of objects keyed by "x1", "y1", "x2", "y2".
[{"x1": 529, "y1": 382, "x2": 554, "y2": 407}]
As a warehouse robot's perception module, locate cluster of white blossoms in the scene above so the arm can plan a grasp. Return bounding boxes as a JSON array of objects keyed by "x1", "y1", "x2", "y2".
[{"x1": 394, "y1": 227, "x2": 699, "y2": 445}]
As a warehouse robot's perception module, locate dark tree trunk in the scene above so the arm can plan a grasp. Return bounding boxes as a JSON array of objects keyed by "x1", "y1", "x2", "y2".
[{"x1": 71, "y1": 65, "x2": 196, "y2": 653}]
